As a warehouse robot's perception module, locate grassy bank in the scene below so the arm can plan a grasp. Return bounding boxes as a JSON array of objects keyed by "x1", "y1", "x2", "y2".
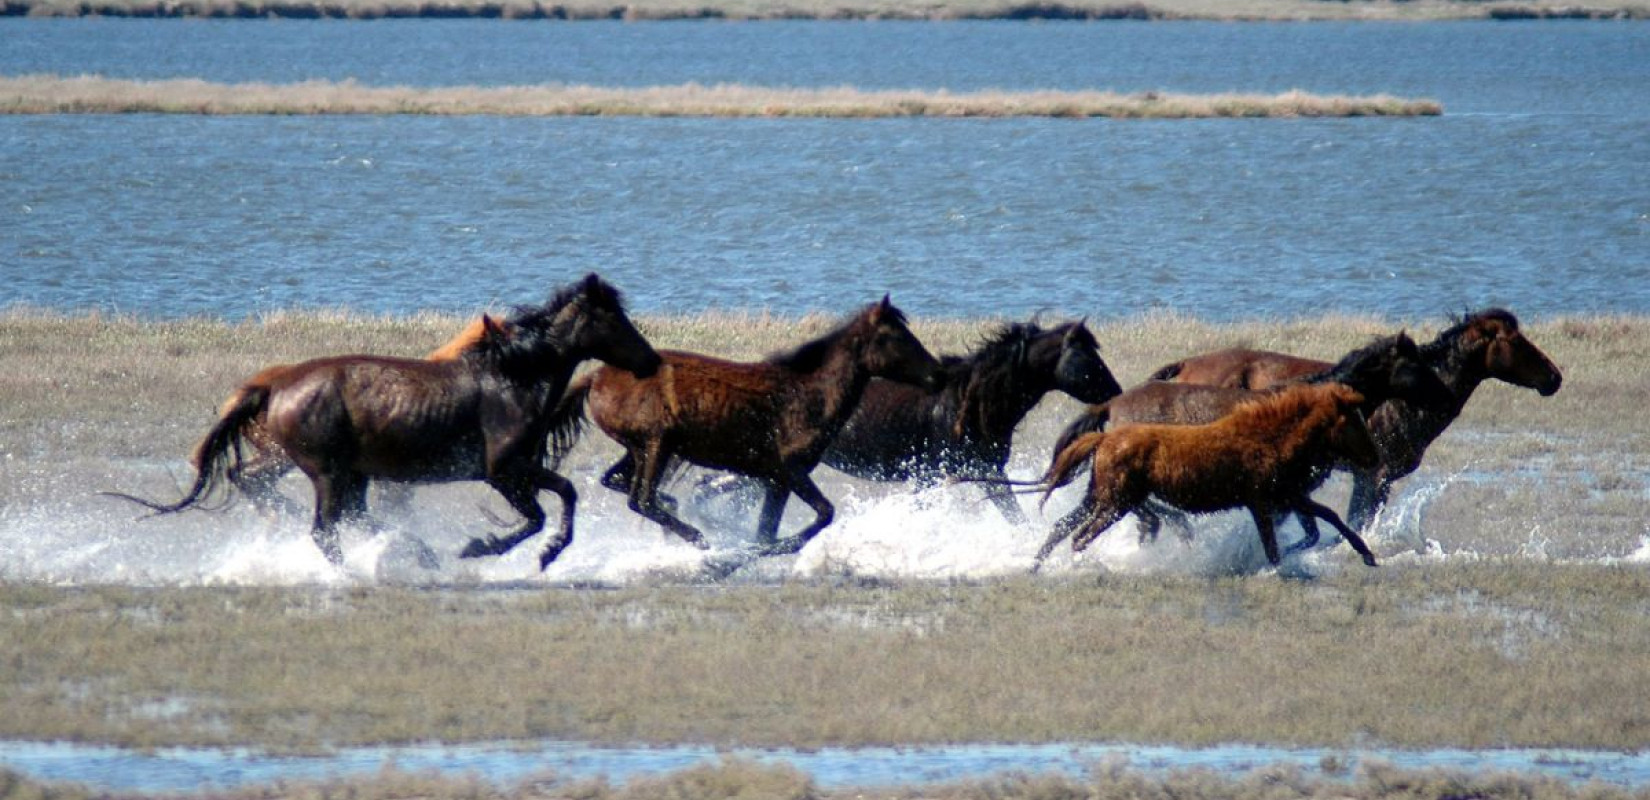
[
  {"x1": 0, "y1": 75, "x2": 1442, "y2": 118},
  {"x1": 2, "y1": 566, "x2": 1650, "y2": 751},
  {"x1": 6, "y1": 0, "x2": 1649, "y2": 20}
]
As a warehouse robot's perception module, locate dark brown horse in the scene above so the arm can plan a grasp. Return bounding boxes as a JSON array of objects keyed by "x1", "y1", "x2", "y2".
[
  {"x1": 1050, "y1": 332, "x2": 1453, "y2": 554},
  {"x1": 813, "y1": 320, "x2": 1122, "y2": 524},
  {"x1": 107, "y1": 274, "x2": 661, "y2": 569},
  {"x1": 1032, "y1": 383, "x2": 1380, "y2": 571},
  {"x1": 217, "y1": 316, "x2": 527, "y2": 519},
  {"x1": 1151, "y1": 308, "x2": 1562, "y2": 531},
  {"x1": 564, "y1": 297, "x2": 942, "y2": 556}
]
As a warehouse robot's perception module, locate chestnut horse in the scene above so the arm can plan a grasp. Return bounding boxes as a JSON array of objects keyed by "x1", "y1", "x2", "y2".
[
  {"x1": 1150, "y1": 308, "x2": 1562, "y2": 531},
  {"x1": 564, "y1": 297, "x2": 942, "y2": 556},
  {"x1": 1049, "y1": 332, "x2": 1452, "y2": 554},
  {"x1": 107, "y1": 275, "x2": 661, "y2": 569},
  {"x1": 817, "y1": 320, "x2": 1122, "y2": 524},
  {"x1": 1031, "y1": 383, "x2": 1380, "y2": 572}
]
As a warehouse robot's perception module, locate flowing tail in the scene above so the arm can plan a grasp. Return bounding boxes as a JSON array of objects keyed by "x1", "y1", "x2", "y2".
[
  {"x1": 102, "y1": 385, "x2": 268, "y2": 514},
  {"x1": 545, "y1": 374, "x2": 593, "y2": 469},
  {"x1": 1039, "y1": 430, "x2": 1107, "y2": 509},
  {"x1": 1147, "y1": 360, "x2": 1185, "y2": 382},
  {"x1": 1049, "y1": 402, "x2": 1112, "y2": 465}
]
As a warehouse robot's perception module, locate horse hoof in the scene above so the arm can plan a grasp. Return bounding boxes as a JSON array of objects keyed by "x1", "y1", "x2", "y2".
[
  {"x1": 458, "y1": 538, "x2": 497, "y2": 559},
  {"x1": 538, "y1": 544, "x2": 568, "y2": 571}
]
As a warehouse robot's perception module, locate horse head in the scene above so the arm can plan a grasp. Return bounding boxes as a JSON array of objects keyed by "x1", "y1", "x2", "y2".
[
  {"x1": 1461, "y1": 309, "x2": 1562, "y2": 396},
  {"x1": 1323, "y1": 385, "x2": 1380, "y2": 468},
  {"x1": 859, "y1": 295, "x2": 942, "y2": 390},
  {"x1": 546, "y1": 273, "x2": 661, "y2": 379},
  {"x1": 1049, "y1": 320, "x2": 1122, "y2": 404}
]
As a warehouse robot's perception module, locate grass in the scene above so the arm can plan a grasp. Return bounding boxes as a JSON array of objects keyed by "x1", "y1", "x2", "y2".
[
  {"x1": 2, "y1": 566, "x2": 1650, "y2": 752},
  {"x1": 1, "y1": 310, "x2": 1647, "y2": 760},
  {"x1": 6, "y1": 0, "x2": 1649, "y2": 19},
  {"x1": 0, "y1": 75, "x2": 1444, "y2": 118}
]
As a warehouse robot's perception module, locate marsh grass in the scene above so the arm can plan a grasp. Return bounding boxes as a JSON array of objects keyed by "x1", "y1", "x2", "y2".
[
  {"x1": 7, "y1": 0, "x2": 1649, "y2": 19},
  {"x1": 0, "y1": 75, "x2": 1444, "y2": 119},
  {"x1": 2, "y1": 311, "x2": 1649, "y2": 753},
  {"x1": 2, "y1": 566, "x2": 1650, "y2": 751}
]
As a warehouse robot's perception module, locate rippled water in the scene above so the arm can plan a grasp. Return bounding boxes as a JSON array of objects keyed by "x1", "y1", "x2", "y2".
[{"x1": 3, "y1": 20, "x2": 1648, "y2": 319}]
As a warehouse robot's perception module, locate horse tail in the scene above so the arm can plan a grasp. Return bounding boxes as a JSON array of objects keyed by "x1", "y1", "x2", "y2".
[
  {"x1": 1050, "y1": 403, "x2": 1111, "y2": 465},
  {"x1": 545, "y1": 374, "x2": 592, "y2": 469},
  {"x1": 102, "y1": 385, "x2": 267, "y2": 514},
  {"x1": 1039, "y1": 430, "x2": 1106, "y2": 509},
  {"x1": 1147, "y1": 360, "x2": 1184, "y2": 382}
]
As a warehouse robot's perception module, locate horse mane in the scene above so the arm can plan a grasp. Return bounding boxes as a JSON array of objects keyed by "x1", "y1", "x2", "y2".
[
  {"x1": 468, "y1": 274, "x2": 629, "y2": 369},
  {"x1": 426, "y1": 317, "x2": 490, "y2": 361},
  {"x1": 1421, "y1": 307, "x2": 1519, "y2": 360},
  {"x1": 1300, "y1": 333, "x2": 1408, "y2": 385},
  {"x1": 766, "y1": 303, "x2": 908, "y2": 373}
]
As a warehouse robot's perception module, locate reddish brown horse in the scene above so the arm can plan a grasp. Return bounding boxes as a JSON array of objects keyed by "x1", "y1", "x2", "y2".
[
  {"x1": 108, "y1": 274, "x2": 661, "y2": 569},
  {"x1": 1049, "y1": 332, "x2": 1453, "y2": 554},
  {"x1": 564, "y1": 296, "x2": 942, "y2": 556},
  {"x1": 1150, "y1": 308, "x2": 1562, "y2": 531},
  {"x1": 1031, "y1": 383, "x2": 1380, "y2": 571}
]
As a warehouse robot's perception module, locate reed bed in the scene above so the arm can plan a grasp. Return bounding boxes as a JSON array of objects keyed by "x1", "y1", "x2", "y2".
[
  {"x1": 6, "y1": 0, "x2": 1649, "y2": 19},
  {"x1": 0, "y1": 75, "x2": 1444, "y2": 119}
]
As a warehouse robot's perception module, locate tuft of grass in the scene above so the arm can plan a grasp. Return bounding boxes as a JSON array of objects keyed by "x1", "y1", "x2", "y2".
[{"x1": 0, "y1": 75, "x2": 1444, "y2": 119}]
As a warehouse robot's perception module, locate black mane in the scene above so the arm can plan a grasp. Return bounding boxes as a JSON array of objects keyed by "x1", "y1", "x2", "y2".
[
  {"x1": 1303, "y1": 333, "x2": 1410, "y2": 385},
  {"x1": 767, "y1": 303, "x2": 908, "y2": 373}
]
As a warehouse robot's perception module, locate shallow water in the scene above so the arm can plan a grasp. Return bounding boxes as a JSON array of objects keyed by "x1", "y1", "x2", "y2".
[{"x1": 6, "y1": 738, "x2": 1650, "y2": 791}]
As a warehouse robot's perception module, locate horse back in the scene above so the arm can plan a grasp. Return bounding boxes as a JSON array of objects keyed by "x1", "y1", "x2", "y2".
[
  {"x1": 1158, "y1": 348, "x2": 1329, "y2": 391},
  {"x1": 1105, "y1": 381, "x2": 1260, "y2": 428},
  {"x1": 587, "y1": 350, "x2": 787, "y2": 446}
]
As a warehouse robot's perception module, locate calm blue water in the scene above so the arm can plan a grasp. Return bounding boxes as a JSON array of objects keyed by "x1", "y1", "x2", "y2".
[{"x1": 1, "y1": 20, "x2": 1648, "y2": 319}]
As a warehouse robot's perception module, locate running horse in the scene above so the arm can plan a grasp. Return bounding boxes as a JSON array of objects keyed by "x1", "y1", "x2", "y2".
[
  {"x1": 1050, "y1": 332, "x2": 1453, "y2": 553},
  {"x1": 1032, "y1": 383, "x2": 1380, "y2": 571},
  {"x1": 1150, "y1": 308, "x2": 1562, "y2": 530},
  {"x1": 107, "y1": 274, "x2": 661, "y2": 569},
  {"x1": 819, "y1": 320, "x2": 1122, "y2": 524},
  {"x1": 563, "y1": 296, "x2": 942, "y2": 555}
]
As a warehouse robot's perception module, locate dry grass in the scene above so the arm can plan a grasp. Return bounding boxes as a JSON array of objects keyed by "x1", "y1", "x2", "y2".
[
  {"x1": 7, "y1": 0, "x2": 1650, "y2": 19},
  {"x1": 2, "y1": 565, "x2": 1650, "y2": 751},
  {"x1": 0, "y1": 75, "x2": 1444, "y2": 119}
]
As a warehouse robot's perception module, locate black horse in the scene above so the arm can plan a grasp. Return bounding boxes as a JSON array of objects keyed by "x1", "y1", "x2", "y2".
[
  {"x1": 821, "y1": 320, "x2": 1121, "y2": 524},
  {"x1": 107, "y1": 274, "x2": 661, "y2": 570}
]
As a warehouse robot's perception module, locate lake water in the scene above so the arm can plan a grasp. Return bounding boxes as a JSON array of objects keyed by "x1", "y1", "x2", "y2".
[{"x1": 2, "y1": 20, "x2": 1648, "y2": 320}]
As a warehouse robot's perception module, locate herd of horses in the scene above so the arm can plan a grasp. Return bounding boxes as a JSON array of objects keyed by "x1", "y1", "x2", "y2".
[{"x1": 109, "y1": 273, "x2": 1564, "y2": 574}]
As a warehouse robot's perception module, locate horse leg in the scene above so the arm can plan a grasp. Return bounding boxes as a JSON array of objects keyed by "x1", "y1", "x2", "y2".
[
  {"x1": 760, "y1": 471, "x2": 833, "y2": 556},
  {"x1": 1247, "y1": 506, "x2": 1283, "y2": 566},
  {"x1": 1296, "y1": 498, "x2": 1379, "y2": 567},
  {"x1": 599, "y1": 454, "x2": 634, "y2": 494},
  {"x1": 536, "y1": 471, "x2": 578, "y2": 569},
  {"x1": 308, "y1": 471, "x2": 365, "y2": 565},
  {"x1": 627, "y1": 442, "x2": 708, "y2": 549},
  {"x1": 1346, "y1": 468, "x2": 1391, "y2": 534},
  {"x1": 1033, "y1": 497, "x2": 1093, "y2": 572},
  {"x1": 754, "y1": 479, "x2": 789, "y2": 548},
  {"x1": 459, "y1": 474, "x2": 548, "y2": 561},
  {"x1": 1282, "y1": 511, "x2": 1322, "y2": 556},
  {"x1": 230, "y1": 455, "x2": 308, "y2": 520}
]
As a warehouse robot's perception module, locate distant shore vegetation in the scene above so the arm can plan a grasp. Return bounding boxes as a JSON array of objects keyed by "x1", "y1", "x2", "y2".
[
  {"x1": 4, "y1": 0, "x2": 1647, "y2": 18},
  {"x1": 0, "y1": 75, "x2": 1444, "y2": 118}
]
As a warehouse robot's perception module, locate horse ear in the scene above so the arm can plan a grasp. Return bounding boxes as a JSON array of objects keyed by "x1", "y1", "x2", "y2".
[
  {"x1": 481, "y1": 313, "x2": 508, "y2": 341},
  {"x1": 581, "y1": 273, "x2": 603, "y2": 295}
]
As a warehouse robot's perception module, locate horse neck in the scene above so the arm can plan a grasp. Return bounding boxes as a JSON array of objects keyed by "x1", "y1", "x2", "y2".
[
  {"x1": 1234, "y1": 393, "x2": 1343, "y2": 473},
  {"x1": 1379, "y1": 335, "x2": 1487, "y2": 441},
  {"x1": 954, "y1": 353, "x2": 1054, "y2": 444},
  {"x1": 786, "y1": 331, "x2": 881, "y2": 439}
]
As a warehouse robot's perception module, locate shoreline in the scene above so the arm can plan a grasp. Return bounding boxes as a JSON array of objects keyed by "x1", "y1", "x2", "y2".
[{"x1": 0, "y1": 75, "x2": 1443, "y2": 118}]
